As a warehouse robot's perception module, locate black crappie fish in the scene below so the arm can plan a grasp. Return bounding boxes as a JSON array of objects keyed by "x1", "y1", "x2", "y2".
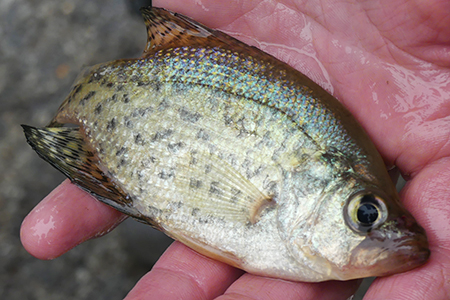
[{"x1": 22, "y1": 6, "x2": 429, "y2": 281}]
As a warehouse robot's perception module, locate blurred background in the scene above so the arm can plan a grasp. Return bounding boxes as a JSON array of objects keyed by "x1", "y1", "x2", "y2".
[{"x1": 0, "y1": 0, "x2": 375, "y2": 298}]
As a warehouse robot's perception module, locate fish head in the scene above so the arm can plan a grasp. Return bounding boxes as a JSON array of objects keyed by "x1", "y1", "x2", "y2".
[
  {"x1": 280, "y1": 172, "x2": 429, "y2": 281},
  {"x1": 338, "y1": 188, "x2": 430, "y2": 279}
]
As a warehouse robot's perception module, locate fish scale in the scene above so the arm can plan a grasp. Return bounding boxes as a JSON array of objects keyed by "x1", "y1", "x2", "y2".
[{"x1": 23, "y1": 6, "x2": 429, "y2": 282}]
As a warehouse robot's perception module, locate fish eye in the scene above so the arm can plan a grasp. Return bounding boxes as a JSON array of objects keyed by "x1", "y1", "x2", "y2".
[{"x1": 345, "y1": 192, "x2": 388, "y2": 233}]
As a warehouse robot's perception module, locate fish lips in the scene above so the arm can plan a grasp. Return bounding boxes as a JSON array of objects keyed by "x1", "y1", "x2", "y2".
[{"x1": 345, "y1": 214, "x2": 430, "y2": 279}]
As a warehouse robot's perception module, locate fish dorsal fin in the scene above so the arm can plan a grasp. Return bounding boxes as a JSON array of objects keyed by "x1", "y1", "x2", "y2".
[
  {"x1": 140, "y1": 7, "x2": 258, "y2": 56},
  {"x1": 21, "y1": 125, "x2": 152, "y2": 223}
]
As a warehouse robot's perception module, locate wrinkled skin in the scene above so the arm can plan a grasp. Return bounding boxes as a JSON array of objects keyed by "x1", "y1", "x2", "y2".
[{"x1": 21, "y1": 0, "x2": 450, "y2": 299}]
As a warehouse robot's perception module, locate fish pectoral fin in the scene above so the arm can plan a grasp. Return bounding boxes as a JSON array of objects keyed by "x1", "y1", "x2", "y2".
[
  {"x1": 176, "y1": 152, "x2": 273, "y2": 225},
  {"x1": 139, "y1": 7, "x2": 262, "y2": 57},
  {"x1": 21, "y1": 125, "x2": 143, "y2": 219}
]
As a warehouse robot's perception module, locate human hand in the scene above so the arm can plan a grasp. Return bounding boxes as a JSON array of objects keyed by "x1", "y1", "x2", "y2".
[{"x1": 21, "y1": 0, "x2": 450, "y2": 299}]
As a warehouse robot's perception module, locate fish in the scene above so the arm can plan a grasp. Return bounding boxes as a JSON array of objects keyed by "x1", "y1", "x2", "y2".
[{"x1": 22, "y1": 6, "x2": 429, "y2": 282}]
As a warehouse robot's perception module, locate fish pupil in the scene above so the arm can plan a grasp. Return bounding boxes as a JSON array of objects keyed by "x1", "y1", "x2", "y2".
[{"x1": 357, "y1": 202, "x2": 379, "y2": 225}]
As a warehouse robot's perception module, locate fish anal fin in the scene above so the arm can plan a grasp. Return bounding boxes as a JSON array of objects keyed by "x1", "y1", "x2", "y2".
[{"x1": 22, "y1": 125, "x2": 143, "y2": 219}]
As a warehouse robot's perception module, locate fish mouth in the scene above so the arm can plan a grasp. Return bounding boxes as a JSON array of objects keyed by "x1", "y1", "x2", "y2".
[
  {"x1": 343, "y1": 219, "x2": 430, "y2": 279},
  {"x1": 377, "y1": 215, "x2": 430, "y2": 275},
  {"x1": 375, "y1": 234, "x2": 430, "y2": 276}
]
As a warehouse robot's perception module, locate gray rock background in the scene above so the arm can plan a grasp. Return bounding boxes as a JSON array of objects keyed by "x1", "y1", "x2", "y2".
[{"x1": 0, "y1": 0, "x2": 373, "y2": 298}]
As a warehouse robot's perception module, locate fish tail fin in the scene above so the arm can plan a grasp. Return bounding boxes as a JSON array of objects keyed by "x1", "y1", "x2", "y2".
[{"x1": 21, "y1": 125, "x2": 146, "y2": 220}]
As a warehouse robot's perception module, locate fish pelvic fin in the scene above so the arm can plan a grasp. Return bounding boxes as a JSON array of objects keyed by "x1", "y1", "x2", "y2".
[
  {"x1": 21, "y1": 125, "x2": 148, "y2": 221},
  {"x1": 139, "y1": 7, "x2": 262, "y2": 57}
]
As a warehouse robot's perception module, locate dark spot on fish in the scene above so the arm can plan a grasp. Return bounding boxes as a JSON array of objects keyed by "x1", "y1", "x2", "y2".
[
  {"x1": 255, "y1": 131, "x2": 272, "y2": 149},
  {"x1": 167, "y1": 142, "x2": 184, "y2": 153},
  {"x1": 132, "y1": 107, "x2": 153, "y2": 117},
  {"x1": 141, "y1": 159, "x2": 154, "y2": 168},
  {"x1": 209, "y1": 181, "x2": 223, "y2": 196},
  {"x1": 189, "y1": 152, "x2": 198, "y2": 165},
  {"x1": 107, "y1": 117, "x2": 117, "y2": 132},
  {"x1": 116, "y1": 85, "x2": 124, "y2": 91},
  {"x1": 80, "y1": 91, "x2": 96, "y2": 105},
  {"x1": 116, "y1": 70, "x2": 127, "y2": 82},
  {"x1": 179, "y1": 107, "x2": 202, "y2": 123},
  {"x1": 154, "y1": 81, "x2": 161, "y2": 92},
  {"x1": 237, "y1": 128, "x2": 249, "y2": 138},
  {"x1": 137, "y1": 80, "x2": 149, "y2": 87},
  {"x1": 134, "y1": 133, "x2": 145, "y2": 145},
  {"x1": 230, "y1": 188, "x2": 242, "y2": 203},
  {"x1": 205, "y1": 164, "x2": 212, "y2": 174},
  {"x1": 123, "y1": 94, "x2": 130, "y2": 103},
  {"x1": 242, "y1": 159, "x2": 252, "y2": 170},
  {"x1": 173, "y1": 201, "x2": 183, "y2": 209},
  {"x1": 106, "y1": 170, "x2": 116, "y2": 178},
  {"x1": 173, "y1": 82, "x2": 185, "y2": 94},
  {"x1": 124, "y1": 116, "x2": 133, "y2": 128},
  {"x1": 118, "y1": 158, "x2": 127, "y2": 167},
  {"x1": 158, "y1": 168, "x2": 174, "y2": 180},
  {"x1": 241, "y1": 159, "x2": 260, "y2": 180},
  {"x1": 152, "y1": 129, "x2": 173, "y2": 141},
  {"x1": 98, "y1": 143, "x2": 105, "y2": 155},
  {"x1": 198, "y1": 217, "x2": 209, "y2": 224},
  {"x1": 224, "y1": 114, "x2": 233, "y2": 126},
  {"x1": 196, "y1": 129, "x2": 210, "y2": 141},
  {"x1": 111, "y1": 94, "x2": 118, "y2": 102},
  {"x1": 94, "y1": 103, "x2": 103, "y2": 114},
  {"x1": 158, "y1": 99, "x2": 170, "y2": 111},
  {"x1": 116, "y1": 146, "x2": 127, "y2": 156},
  {"x1": 192, "y1": 208, "x2": 200, "y2": 216},
  {"x1": 72, "y1": 84, "x2": 82, "y2": 96},
  {"x1": 106, "y1": 82, "x2": 114, "y2": 88},
  {"x1": 189, "y1": 178, "x2": 203, "y2": 189},
  {"x1": 141, "y1": 107, "x2": 153, "y2": 116},
  {"x1": 88, "y1": 72, "x2": 102, "y2": 83},
  {"x1": 147, "y1": 205, "x2": 162, "y2": 218}
]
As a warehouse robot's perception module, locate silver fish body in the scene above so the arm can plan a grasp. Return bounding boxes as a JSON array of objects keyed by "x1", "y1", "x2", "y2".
[{"x1": 23, "y1": 7, "x2": 429, "y2": 281}]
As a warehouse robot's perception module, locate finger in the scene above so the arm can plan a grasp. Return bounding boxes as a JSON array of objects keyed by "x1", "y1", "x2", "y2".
[
  {"x1": 216, "y1": 273, "x2": 360, "y2": 300},
  {"x1": 20, "y1": 179, "x2": 126, "y2": 260},
  {"x1": 124, "y1": 241, "x2": 244, "y2": 300},
  {"x1": 363, "y1": 158, "x2": 450, "y2": 299}
]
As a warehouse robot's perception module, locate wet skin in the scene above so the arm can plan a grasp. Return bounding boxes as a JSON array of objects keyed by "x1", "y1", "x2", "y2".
[{"x1": 21, "y1": 0, "x2": 450, "y2": 299}]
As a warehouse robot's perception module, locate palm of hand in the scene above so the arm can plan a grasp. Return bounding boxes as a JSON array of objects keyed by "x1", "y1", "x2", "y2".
[{"x1": 21, "y1": 0, "x2": 450, "y2": 299}]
